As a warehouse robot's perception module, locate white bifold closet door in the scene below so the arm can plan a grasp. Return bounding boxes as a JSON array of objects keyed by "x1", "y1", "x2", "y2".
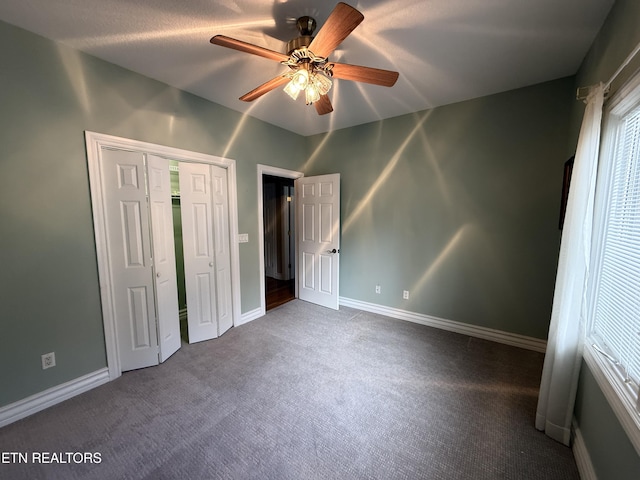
[
  {"x1": 101, "y1": 149, "x2": 180, "y2": 371},
  {"x1": 179, "y1": 162, "x2": 233, "y2": 343},
  {"x1": 147, "y1": 155, "x2": 181, "y2": 362}
]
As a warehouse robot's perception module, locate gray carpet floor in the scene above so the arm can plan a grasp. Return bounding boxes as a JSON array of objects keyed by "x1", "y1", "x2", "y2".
[{"x1": 0, "y1": 300, "x2": 579, "y2": 479}]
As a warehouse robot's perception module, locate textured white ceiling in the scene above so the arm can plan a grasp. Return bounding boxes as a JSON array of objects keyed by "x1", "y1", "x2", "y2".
[{"x1": 0, "y1": 0, "x2": 614, "y2": 136}]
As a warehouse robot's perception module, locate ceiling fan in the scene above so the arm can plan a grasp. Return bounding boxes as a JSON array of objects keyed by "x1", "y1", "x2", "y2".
[{"x1": 210, "y1": 2, "x2": 399, "y2": 115}]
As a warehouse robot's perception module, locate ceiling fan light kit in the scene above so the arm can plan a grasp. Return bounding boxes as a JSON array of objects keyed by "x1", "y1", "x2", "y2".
[
  {"x1": 210, "y1": 2, "x2": 399, "y2": 115},
  {"x1": 282, "y1": 46, "x2": 333, "y2": 105},
  {"x1": 283, "y1": 67, "x2": 333, "y2": 105}
]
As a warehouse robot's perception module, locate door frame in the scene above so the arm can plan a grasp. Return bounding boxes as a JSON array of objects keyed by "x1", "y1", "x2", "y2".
[
  {"x1": 86, "y1": 131, "x2": 242, "y2": 380},
  {"x1": 257, "y1": 164, "x2": 303, "y2": 316}
]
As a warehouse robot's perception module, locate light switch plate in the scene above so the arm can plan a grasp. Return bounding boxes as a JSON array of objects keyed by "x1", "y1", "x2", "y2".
[{"x1": 238, "y1": 233, "x2": 249, "y2": 243}]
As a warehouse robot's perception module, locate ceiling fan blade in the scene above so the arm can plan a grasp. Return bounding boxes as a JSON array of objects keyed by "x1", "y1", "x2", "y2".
[
  {"x1": 211, "y1": 35, "x2": 289, "y2": 63},
  {"x1": 314, "y1": 94, "x2": 333, "y2": 115},
  {"x1": 308, "y1": 2, "x2": 364, "y2": 58},
  {"x1": 239, "y1": 75, "x2": 290, "y2": 102},
  {"x1": 330, "y1": 62, "x2": 399, "y2": 87}
]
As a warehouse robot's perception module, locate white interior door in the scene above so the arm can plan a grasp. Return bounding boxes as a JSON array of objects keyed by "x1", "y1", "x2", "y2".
[
  {"x1": 101, "y1": 149, "x2": 159, "y2": 371},
  {"x1": 210, "y1": 165, "x2": 233, "y2": 335},
  {"x1": 296, "y1": 174, "x2": 341, "y2": 310},
  {"x1": 87, "y1": 131, "x2": 243, "y2": 379},
  {"x1": 147, "y1": 155, "x2": 181, "y2": 362},
  {"x1": 180, "y1": 162, "x2": 217, "y2": 343},
  {"x1": 180, "y1": 162, "x2": 233, "y2": 342}
]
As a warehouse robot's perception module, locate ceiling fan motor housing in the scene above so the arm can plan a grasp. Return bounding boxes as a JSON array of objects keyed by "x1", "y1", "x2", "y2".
[
  {"x1": 297, "y1": 16, "x2": 316, "y2": 36},
  {"x1": 287, "y1": 35, "x2": 313, "y2": 55},
  {"x1": 286, "y1": 16, "x2": 317, "y2": 55}
]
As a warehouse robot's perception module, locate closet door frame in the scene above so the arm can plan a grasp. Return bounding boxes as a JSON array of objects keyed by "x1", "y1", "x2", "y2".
[{"x1": 85, "y1": 131, "x2": 241, "y2": 380}]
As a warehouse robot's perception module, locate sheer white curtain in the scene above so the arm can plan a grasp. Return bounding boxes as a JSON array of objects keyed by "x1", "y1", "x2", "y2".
[{"x1": 535, "y1": 83, "x2": 605, "y2": 445}]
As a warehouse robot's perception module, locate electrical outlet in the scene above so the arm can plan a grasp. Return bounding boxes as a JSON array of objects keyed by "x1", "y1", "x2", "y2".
[
  {"x1": 403, "y1": 290, "x2": 410, "y2": 300},
  {"x1": 41, "y1": 352, "x2": 56, "y2": 370},
  {"x1": 375, "y1": 285, "x2": 381, "y2": 294}
]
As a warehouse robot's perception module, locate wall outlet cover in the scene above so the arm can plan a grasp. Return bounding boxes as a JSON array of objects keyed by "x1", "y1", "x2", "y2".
[{"x1": 41, "y1": 352, "x2": 56, "y2": 370}]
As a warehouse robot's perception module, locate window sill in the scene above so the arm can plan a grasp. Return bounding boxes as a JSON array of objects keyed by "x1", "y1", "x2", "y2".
[{"x1": 583, "y1": 344, "x2": 640, "y2": 456}]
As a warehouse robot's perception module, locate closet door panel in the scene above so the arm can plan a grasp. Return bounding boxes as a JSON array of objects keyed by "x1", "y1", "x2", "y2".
[
  {"x1": 179, "y1": 163, "x2": 218, "y2": 343},
  {"x1": 147, "y1": 154, "x2": 181, "y2": 362},
  {"x1": 101, "y1": 149, "x2": 158, "y2": 371},
  {"x1": 211, "y1": 165, "x2": 233, "y2": 335}
]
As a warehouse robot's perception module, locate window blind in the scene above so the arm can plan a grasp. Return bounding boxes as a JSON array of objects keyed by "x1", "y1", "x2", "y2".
[{"x1": 591, "y1": 102, "x2": 640, "y2": 401}]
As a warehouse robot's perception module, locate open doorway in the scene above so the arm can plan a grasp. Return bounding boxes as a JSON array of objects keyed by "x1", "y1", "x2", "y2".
[
  {"x1": 257, "y1": 164, "x2": 303, "y2": 316},
  {"x1": 263, "y1": 174, "x2": 295, "y2": 310}
]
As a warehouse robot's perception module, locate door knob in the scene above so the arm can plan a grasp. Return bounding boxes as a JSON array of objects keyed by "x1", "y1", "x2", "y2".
[
  {"x1": 156, "y1": 272, "x2": 161, "y2": 278},
  {"x1": 209, "y1": 261, "x2": 214, "y2": 267},
  {"x1": 326, "y1": 248, "x2": 337, "y2": 254}
]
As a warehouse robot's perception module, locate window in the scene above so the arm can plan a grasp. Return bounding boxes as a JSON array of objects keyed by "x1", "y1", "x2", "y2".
[{"x1": 587, "y1": 71, "x2": 640, "y2": 445}]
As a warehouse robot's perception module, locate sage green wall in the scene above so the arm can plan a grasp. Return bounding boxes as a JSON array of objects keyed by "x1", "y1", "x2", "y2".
[
  {"x1": 568, "y1": 0, "x2": 640, "y2": 153},
  {"x1": 0, "y1": 20, "x2": 305, "y2": 407},
  {"x1": 569, "y1": 0, "x2": 640, "y2": 475},
  {"x1": 574, "y1": 362, "x2": 640, "y2": 479},
  {"x1": 306, "y1": 77, "x2": 573, "y2": 339}
]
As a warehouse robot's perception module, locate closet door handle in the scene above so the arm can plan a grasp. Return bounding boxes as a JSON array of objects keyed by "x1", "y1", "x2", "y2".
[
  {"x1": 209, "y1": 261, "x2": 214, "y2": 267},
  {"x1": 156, "y1": 272, "x2": 161, "y2": 278}
]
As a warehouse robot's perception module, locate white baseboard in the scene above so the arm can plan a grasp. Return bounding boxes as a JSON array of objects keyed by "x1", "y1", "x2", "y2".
[
  {"x1": 339, "y1": 297, "x2": 547, "y2": 353},
  {"x1": 237, "y1": 307, "x2": 263, "y2": 327},
  {"x1": 572, "y1": 419, "x2": 598, "y2": 480},
  {"x1": 0, "y1": 368, "x2": 110, "y2": 428}
]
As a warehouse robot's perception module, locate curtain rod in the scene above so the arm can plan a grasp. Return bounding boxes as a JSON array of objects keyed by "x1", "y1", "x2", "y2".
[
  {"x1": 577, "y1": 38, "x2": 640, "y2": 100},
  {"x1": 576, "y1": 84, "x2": 608, "y2": 101},
  {"x1": 605, "y1": 39, "x2": 640, "y2": 90}
]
